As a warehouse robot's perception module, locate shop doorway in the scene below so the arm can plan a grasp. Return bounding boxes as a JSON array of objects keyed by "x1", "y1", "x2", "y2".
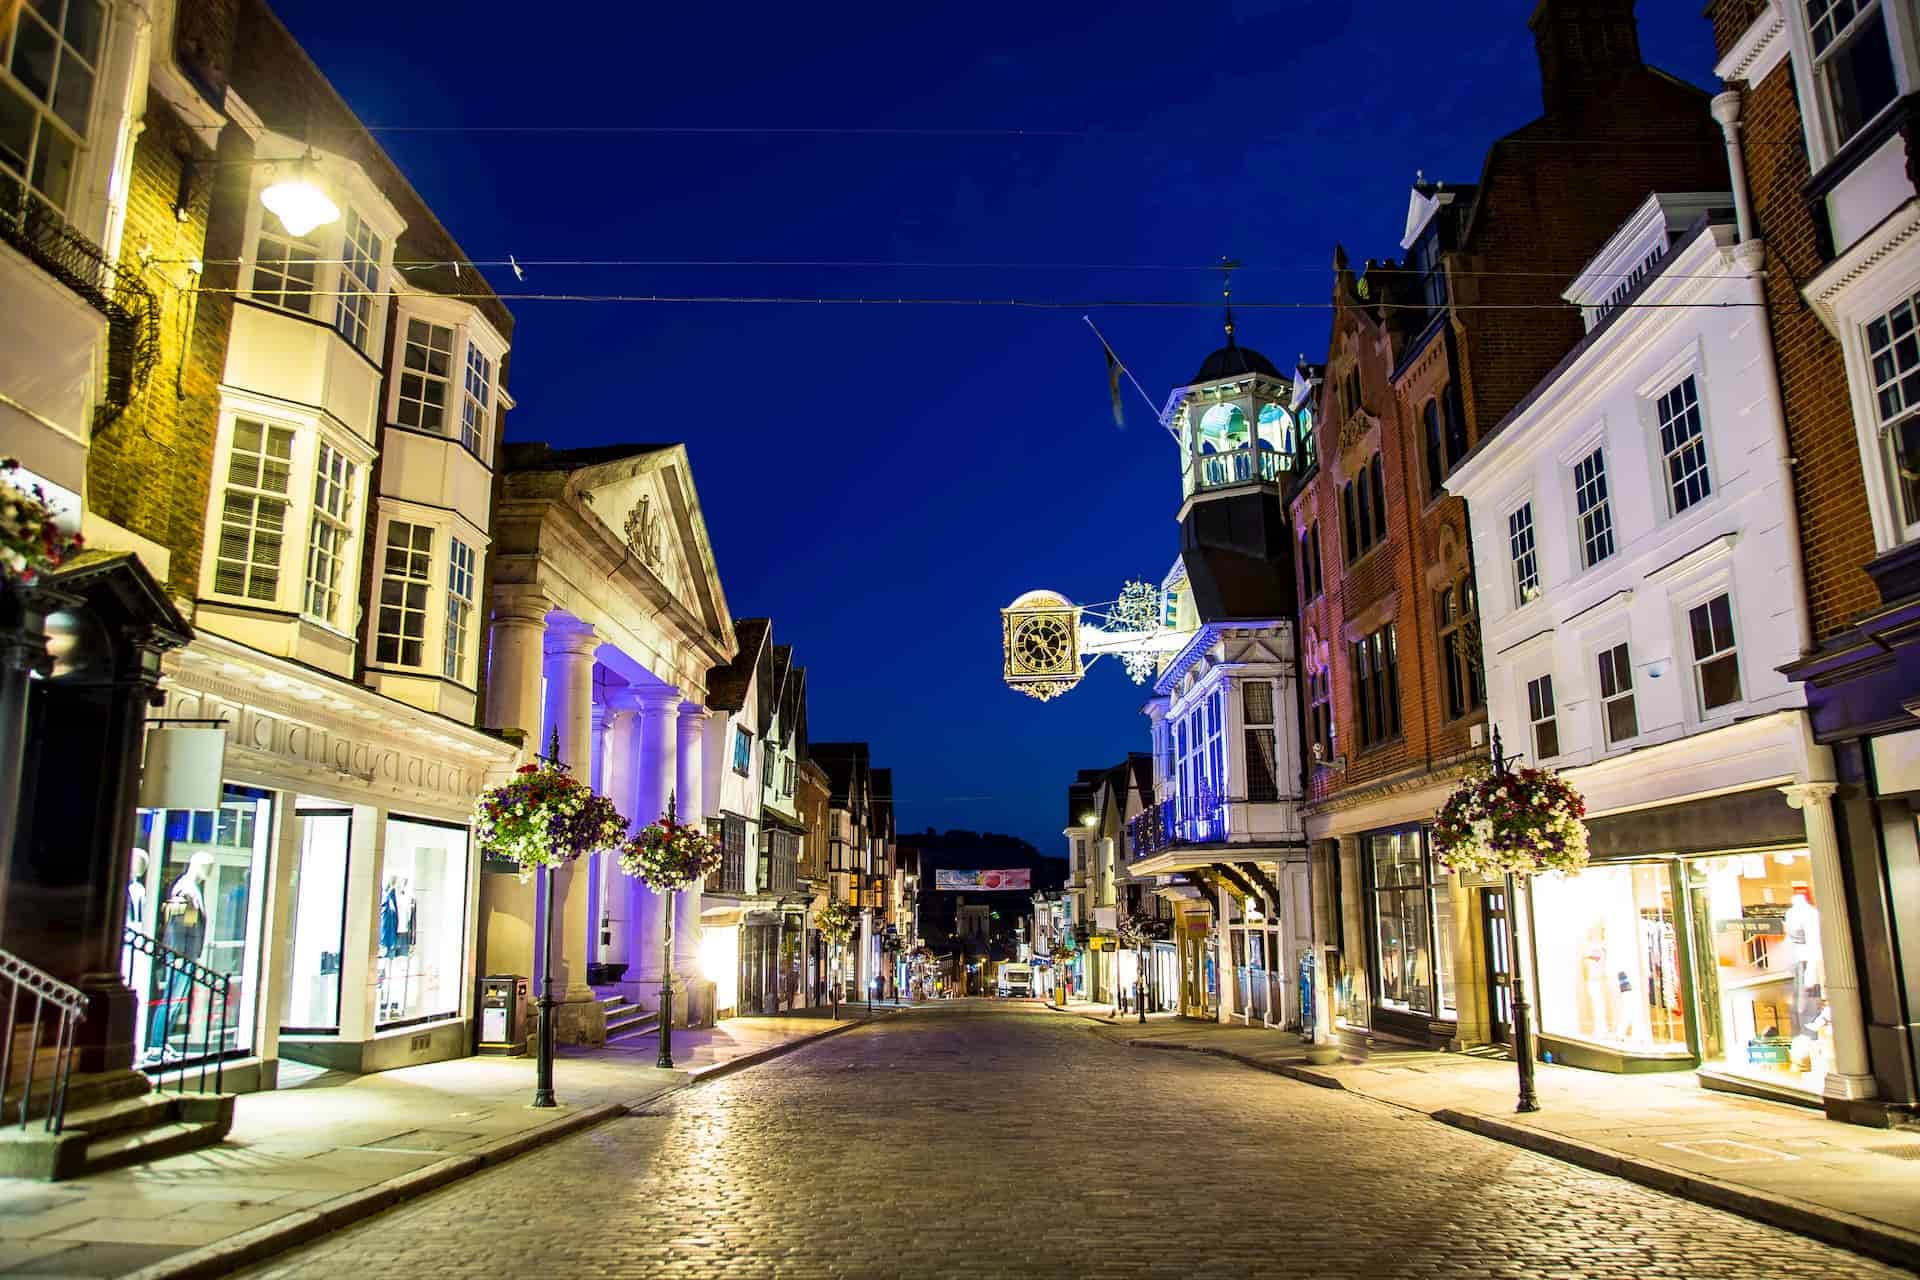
[{"x1": 1480, "y1": 886, "x2": 1512, "y2": 1046}]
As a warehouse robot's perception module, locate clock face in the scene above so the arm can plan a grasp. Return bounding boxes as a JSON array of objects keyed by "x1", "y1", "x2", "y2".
[{"x1": 1012, "y1": 615, "x2": 1073, "y2": 674}]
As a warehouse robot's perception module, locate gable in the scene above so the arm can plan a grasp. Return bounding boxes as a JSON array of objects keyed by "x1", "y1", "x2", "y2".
[{"x1": 571, "y1": 449, "x2": 731, "y2": 645}]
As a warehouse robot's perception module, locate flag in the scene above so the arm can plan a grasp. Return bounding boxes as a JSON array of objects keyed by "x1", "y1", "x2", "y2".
[{"x1": 1102, "y1": 342, "x2": 1126, "y2": 428}]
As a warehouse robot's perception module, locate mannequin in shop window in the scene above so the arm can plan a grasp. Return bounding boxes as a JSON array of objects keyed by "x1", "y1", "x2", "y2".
[
  {"x1": 151, "y1": 852, "x2": 214, "y2": 1062},
  {"x1": 126, "y1": 848, "x2": 149, "y2": 933},
  {"x1": 1783, "y1": 886, "x2": 1830, "y2": 1069},
  {"x1": 379, "y1": 876, "x2": 415, "y2": 1020}
]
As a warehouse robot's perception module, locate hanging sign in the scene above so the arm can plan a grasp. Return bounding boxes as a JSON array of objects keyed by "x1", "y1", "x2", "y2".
[{"x1": 138, "y1": 726, "x2": 227, "y2": 812}]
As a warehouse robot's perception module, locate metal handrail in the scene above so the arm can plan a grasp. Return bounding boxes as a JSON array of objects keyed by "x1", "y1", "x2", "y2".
[
  {"x1": 0, "y1": 947, "x2": 88, "y2": 1134},
  {"x1": 121, "y1": 928, "x2": 230, "y2": 1094}
]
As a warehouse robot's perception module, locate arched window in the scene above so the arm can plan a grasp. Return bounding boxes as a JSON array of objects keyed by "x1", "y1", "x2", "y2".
[
  {"x1": 1438, "y1": 573, "x2": 1485, "y2": 720},
  {"x1": 1423, "y1": 399, "x2": 1445, "y2": 499},
  {"x1": 1198, "y1": 404, "x2": 1249, "y2": 486}
]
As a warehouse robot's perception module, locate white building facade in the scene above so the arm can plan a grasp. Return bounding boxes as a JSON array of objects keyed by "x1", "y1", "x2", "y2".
[{"x1": 1448, "y1": 192, "x2": 1874, "y2": 1110}]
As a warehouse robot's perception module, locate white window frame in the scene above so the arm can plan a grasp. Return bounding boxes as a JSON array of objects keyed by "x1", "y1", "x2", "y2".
[
  {"x1": 1505, "y1": 496, "x2": 1542, "y2": 610},
  {"x1": 1859, "y1": 280, "x2": 1920, "y2": 546},
  {"x1": 333, "y1": 206, "x2": 384, "y2": 354},
  {"x1": 1787, "y1": 0, "x2": 1920, "y2": 170},
  {"x1": 443, "y1": 535, "x2": 476, "y2": 681},
  {"x1": 1645, "y1": 358, "x2": 1715, "y2": 520},
  {"x1": 394, "y1": 315, "x2": 456, "y2": 435},
  {"x1": 362, "y1": 504, "x2": 488, "y2": 684},
  {"x1": 374, "y1": 518, "x2": 435, "y2": 670},
  {"x1": 1523, "y1": 669, "x2": 1560, "y2": 763},
  {"x1": 1571, "y1": 444, "x2": 1617, "y2": 571},
  {"x1": 210, "y1": 417, "x2": 297, "y2": 604},
  {"x1": 1593, "y1": 637, "x2": 1640, "y2": 750},
  {"x1": 0, "y1": 0, "x2": 109, "y2": 218},
  {"x1": 199, "y1": 399, "x2": 372, "y2": 619},
  {"x1": 384, "y1": 296, "x2": 507, "y2": 466},
  {"x1": 304, "y1": 439, "x2": 357, "y2": 631},
  {"x1": 461, "y1": 342, "x2": 493, "y2": 454},
  {"x1": 1668, "y1": 568, "x2": 1748, "y2": 727}
]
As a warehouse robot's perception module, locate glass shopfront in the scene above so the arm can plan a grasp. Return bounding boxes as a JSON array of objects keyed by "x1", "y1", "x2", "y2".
[
  {"x1": 1689, "y1": 850, "x2": 1831, "y2": 1094},
  {"x1": 1532, "y1": 862, "x2": 1688, "y2": 1056},
  {"x1": 1367, "y1": 829, "x2": 1457, "y2": 1026},
  {"x1": 377, "y1": 816, "x2": 470, "y2": 1028},
  {"x1": 1529, "y1": 848, "x2": 1832, "y2": 1097},
  {"x1": 284, "y1": 809, "x2": 352, "y2": 1033},
  {"x1": 128, "y1": 785, "x2": 274, "y2": 1065}
]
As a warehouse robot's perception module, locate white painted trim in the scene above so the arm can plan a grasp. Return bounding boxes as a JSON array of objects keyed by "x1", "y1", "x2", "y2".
[{"x1": 1713, "y1": 0, "x2": 1789, "y2": 86}]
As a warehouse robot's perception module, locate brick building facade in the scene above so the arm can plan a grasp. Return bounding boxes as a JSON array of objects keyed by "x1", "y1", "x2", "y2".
[
  {"x1": 1292, "y1": 0, "x2": 1732, "y2": 1053},
  {"x1": 1707, "y1": 0, "x2": 1920, "y2": 1120}
]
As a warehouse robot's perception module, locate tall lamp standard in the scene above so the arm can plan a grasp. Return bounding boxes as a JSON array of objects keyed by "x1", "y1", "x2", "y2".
[{"x1": 1489, "y1": 727, "x2": 1541, "y2": 1114}]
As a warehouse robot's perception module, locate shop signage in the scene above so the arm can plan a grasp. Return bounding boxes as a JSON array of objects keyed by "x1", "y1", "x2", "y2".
[{"x1": 933, "y1": 868, "x2": 1031, "y2": 891}]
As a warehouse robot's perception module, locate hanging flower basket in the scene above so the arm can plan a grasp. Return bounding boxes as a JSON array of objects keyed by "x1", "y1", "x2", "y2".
[
  {"x1": 816, "y1": 899, "x2": 857, "y2": 946},
  {"x1": 617, "y1": 817, "x2": 722, "y2": 892},
  {"x1": 472, "y1": 759, "x2": 629, "y2": 882},
  {"x1": 1432, "y1": 765, "x2": 1589, "y2": 880},
  {"x1": 1049, "y1": 937, "x2": 1077, "y2": 965},
  {"x1": 0, "y1": 459, "x2": 83, "y2": 586}
]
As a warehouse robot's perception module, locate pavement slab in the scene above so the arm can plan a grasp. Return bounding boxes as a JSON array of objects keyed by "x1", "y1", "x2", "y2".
[{"x1": 0, "y1": 1008, "x2": 884, "y2": 1278}]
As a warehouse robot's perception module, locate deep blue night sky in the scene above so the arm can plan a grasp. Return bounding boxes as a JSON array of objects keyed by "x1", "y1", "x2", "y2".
[{"x1": 270, "y1": 2, "x2": 1716, "y2": 856}]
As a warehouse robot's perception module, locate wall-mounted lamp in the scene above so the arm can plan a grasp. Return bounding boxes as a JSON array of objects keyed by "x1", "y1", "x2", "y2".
[{"x1": 260, "y1": 149, "x2": 339, "y2": 237}]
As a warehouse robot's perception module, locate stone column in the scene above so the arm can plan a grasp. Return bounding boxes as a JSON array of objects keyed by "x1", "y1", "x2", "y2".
[
  {"x1": 483, "y1": 589, "x2": 548, "y2": 742},
  {"x1": 1215, "y1": 879, "x2": 1234, "y2": 1023},
  {"x1": 1337, "y1": 834, "x2": 1367, "y2": 1031},
  {"x1": 627, "y1": 685, "x2": 681, "y2": 1000},
  {"x1": 584, "y1": 702, "x2": 611, "y2": 972},
  {"x1": 541, "y1": 617, "x2": 603, "y2": 1044},
  {"x1": 1781, "y1": 783, "x2": 1879, "y2": 1106},
  {"x1": 674, "y1": 701, "x2": 708, "y2": 984},
  {"x1": 594, "y1": 699, "x2": 639, "y2": 967}
]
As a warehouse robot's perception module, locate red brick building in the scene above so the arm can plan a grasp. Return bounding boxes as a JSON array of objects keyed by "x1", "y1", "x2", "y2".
[
  {"x1": 1292, "y1": 0, "x2": 1730, "y2": 1052},
  {"x1": 1709, "y1": 0, "x2": 1920, "y2": 1120}
]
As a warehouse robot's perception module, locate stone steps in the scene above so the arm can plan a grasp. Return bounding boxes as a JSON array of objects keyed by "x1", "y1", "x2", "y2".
[
  {"x1": 0, "y1": 1087, "x2": 233, "y2": 1180},
  {"x1": 597, "y1": 993, "x2": 660, "y2": 1044}
]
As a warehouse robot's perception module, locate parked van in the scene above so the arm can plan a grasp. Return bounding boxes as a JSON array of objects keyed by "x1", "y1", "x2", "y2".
[{"x1": 997, "y1": 963, "x2": 1034, "y2": 998}]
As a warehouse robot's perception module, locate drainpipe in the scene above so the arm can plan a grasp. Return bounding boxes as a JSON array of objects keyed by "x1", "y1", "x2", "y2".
[
  {"x1": 1712, "y1": 91, "x2": 1757, "y2": 246},
  {"x1": 1717, "y1": 84, "x2": 1815, "y2": 658}
]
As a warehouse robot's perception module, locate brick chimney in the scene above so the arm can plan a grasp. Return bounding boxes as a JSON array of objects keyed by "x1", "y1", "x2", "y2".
[{"x1": 1530, "y1": 0, "x2": 1643, "y2": 117}]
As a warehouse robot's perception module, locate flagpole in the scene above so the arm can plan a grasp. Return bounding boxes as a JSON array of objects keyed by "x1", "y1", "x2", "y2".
[{"x1": 1082, "y1": 315, "x2": 1174, "y2": 438}]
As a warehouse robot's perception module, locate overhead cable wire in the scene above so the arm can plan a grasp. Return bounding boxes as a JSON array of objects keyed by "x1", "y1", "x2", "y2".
[{"x1": 178, "y1": 284, "x2": 1762, "y2": 311}]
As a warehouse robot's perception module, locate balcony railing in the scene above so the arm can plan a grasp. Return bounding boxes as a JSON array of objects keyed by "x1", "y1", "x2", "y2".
[
  {"x1": 1128, "y1": 788, "x2": 1226, "y2": 857},
  {"x1": 0, "y1": 185, "x2": 160, "y2": 421},
  {"x1": 1182, "y1": 445, "x2": 1290, "y2": 498}
]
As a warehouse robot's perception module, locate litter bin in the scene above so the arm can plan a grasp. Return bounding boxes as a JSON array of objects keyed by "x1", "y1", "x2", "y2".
[{"x1": 476, "y1": 974, "x2": 529, "y2": 1055}]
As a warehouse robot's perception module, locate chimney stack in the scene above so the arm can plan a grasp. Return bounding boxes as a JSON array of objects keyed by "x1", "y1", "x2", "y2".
[{"x1": 1529, "y1": 0, "x2": 1643, "y2": 117}]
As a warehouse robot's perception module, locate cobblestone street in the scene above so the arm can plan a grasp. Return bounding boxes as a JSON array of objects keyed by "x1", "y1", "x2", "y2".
[{"x1": 243, "y1": 1003, "x2": 1905, "y2": 1280}]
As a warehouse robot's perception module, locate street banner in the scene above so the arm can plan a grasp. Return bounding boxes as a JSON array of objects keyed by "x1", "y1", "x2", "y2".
[{"x1": 933, "y1": 868, "x2": 1032, "y2": 891}]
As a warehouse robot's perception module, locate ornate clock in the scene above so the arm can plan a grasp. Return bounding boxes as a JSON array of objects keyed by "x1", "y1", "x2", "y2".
[{"x1": 1000, "y1": 590, "x2": 1082, "y2": 701}]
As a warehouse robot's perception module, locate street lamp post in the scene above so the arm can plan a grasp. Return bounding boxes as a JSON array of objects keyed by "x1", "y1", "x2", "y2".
[
  {"x1": 656, "y1": 793, "x2": 682, "y2": 1071},
  {"x1": 1490, "y1": 727, "x2": 1541, "y2": 1114},
  {"x1": 531, "y1": 727, "x2": 565, "y2": 1109}
]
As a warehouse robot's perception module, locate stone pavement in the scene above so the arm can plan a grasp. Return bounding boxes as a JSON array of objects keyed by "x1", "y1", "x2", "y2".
[
  {"x1": 1082, "y1": 1012, "x2": 1920, "y2": 1269},
  {"x1": 0, "y1": 1008, "x2": 884, "y2": 1279},
  {"x1": 240, "y1": 1001, "x2": 1903, "y2": 1279}
]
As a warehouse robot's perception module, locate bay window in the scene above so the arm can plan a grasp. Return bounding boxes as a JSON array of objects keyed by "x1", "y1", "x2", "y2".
[
  {"x1": 333, "y1": 209, "x2": 382, "y2": 352},
  {"x1": 1867, "y1": 288, "x2": 1920, "y2": 538},
  {"x1": 1241, "y1": 679, "x2": 1279, "y2": 803},
  {"x1": 0, "y1": 0, "x2": 104, "y2": 216},
  {"x1": 1809, "y1": 0, "x2": 1899, "y2": 149},
  {"x1": 203, "y1": 409, "x2": 370, "y2": 624}
]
